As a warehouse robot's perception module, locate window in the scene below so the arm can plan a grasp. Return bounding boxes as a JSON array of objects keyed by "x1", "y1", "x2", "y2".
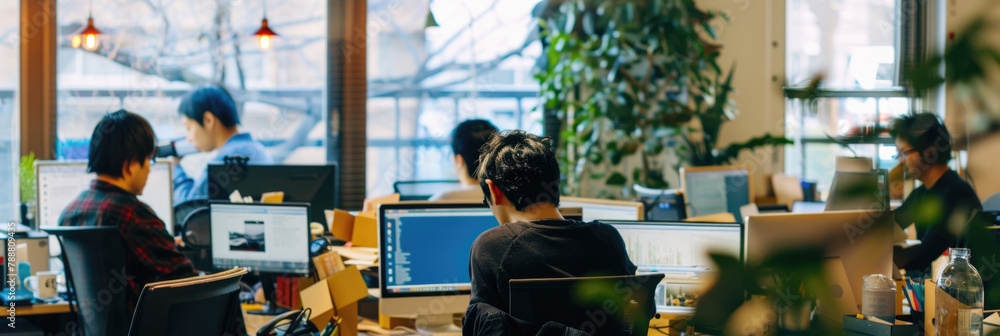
[
  {"x1": 56, "y1": 0, "x2": 327, "y2": 170},
  {"x1": 0, "y1": 2, "x2": 18, "y2": 222},
  {"x1": 784, "y1": 0, "x2": 908, "y2": 194},
  {"x1": 366, "y1": 0, "x2": 544, "y2": 197}
]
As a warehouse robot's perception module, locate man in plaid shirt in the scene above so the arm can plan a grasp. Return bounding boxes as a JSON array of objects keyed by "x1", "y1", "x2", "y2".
[{"x1": 59, "y1": 110, "x2": 196, "y2": 312}]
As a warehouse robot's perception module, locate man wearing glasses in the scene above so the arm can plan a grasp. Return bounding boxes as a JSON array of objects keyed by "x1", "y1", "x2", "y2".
[
  {"x1": 891, "y1": 112, "x2": 982, "y2": 275},
  {"x1": 60, "y1": 110, "x2": 196, "y2": 313}
]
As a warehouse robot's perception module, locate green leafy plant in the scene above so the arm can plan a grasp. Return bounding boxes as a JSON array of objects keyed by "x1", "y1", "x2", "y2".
[
  {"x1": 536, "y1": 0, "x2": 790, "y2": 198},
  {"x1": 688, "y1": 248, "x2": 830, "y2": 335},
  {"x1": 908, "y1": 17, "x2": 1000, "y2": 139},
  {"x1": 19, "y1": 152, "x2": 36, "y2": 203}
]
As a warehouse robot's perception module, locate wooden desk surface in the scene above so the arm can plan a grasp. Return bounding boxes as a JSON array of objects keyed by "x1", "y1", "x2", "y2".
[
  {"x1": 14, "y1": 300, "x2": 72, "y2": 316},
  {"x1": 242, "y1": 309, "x2": 280, "y2": 335}
]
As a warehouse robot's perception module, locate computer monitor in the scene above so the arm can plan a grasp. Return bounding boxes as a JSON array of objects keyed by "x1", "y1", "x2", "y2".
[
  {"x1": 557, "y1": 207, "x2": 583, "y2": 221},
  {"x1": 602, "y1": 221, "x2": 742, "y2": 274},
  {"x1": 209, "y1": 202, "x2": 311, "y2": 276},
  {"x1": 835, "y1": 156, "x2": 873, "y2": 173},
  {"x1": 632, "y1": 185, "x2": 687, "y2": 221},
  {"x1": 744, "y1": 210, "x2": 893, "y2": 323},
  {"x1": 36, "y1": 160, "x2": 175, "y2": 235},
  {"x1": 207, "y1": 164, "x2": 336, "y2": 225},
  {"x1": 680, "y1": 166, "x2": 753, "y2": 221},
  {"x1": 559, "y1": 197, "x2": 644, "y2": 221},
  {"x1": 379, "y1": 203, "x2": 497, "y2": 334},
  {"x1": 393, "y1": 180, "x2": 462, "y2": 201},
  {"x1": 824, "y1": 170, "x2": 888, "y2": 211},
  {"x1": 792, "y1": 201, "x2": 826, "y2": 213}
]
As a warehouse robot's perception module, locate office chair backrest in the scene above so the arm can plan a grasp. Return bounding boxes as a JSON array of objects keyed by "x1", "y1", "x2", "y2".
[
  {"x1": 181, "y1": 205, "x2": 212, "y2": 271},
  {"x1": 43, "y1": 226, "x2": 130, "y2": 336},
  {"x1": 509, "y1": 273, "x2": 665, "y2": 336},
  {"x1": 174, "y1": 199, "x2": 210, "y2": 235},
  {"x1": 129, "y1": 267, "x2": 248, "y2": 336}
]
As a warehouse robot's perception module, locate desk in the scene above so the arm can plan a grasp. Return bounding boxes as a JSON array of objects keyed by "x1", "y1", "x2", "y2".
[
  {"x1": 14, "y1": 300, "x2": 72, "y2": 316},
  {"x1": 242, "y1": 310, "x2": 277, "y2": 335}
]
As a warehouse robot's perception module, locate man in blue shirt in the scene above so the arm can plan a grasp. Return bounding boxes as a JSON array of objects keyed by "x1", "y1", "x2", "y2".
[{"x1": 172, "y1": 84, "x2": 273, "y2": 204}]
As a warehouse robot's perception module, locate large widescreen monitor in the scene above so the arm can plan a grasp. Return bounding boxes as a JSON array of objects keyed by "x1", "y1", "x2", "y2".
[
  {"x1": 36, "y1": 160, "x2": 175, "y2": 234},
  {"x1": 207, "y1": 164, "x2": 336, "y2": 225},
  {"x1": 744, "y1": 210, "x2": 893, "y2": 324}
]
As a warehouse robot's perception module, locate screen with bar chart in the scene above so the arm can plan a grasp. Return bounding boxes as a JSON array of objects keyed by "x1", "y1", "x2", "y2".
[{"x1": 604, "y1": 221, "x2": 742, "y2": 273}]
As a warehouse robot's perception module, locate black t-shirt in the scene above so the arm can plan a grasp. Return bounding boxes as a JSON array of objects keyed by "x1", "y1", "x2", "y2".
[
  {"x1": 894, "y1": 170, "x2": 982, "y2": 272},
  {"x1": 468, "y1": 219, "x2": 637, "y2": 313}
]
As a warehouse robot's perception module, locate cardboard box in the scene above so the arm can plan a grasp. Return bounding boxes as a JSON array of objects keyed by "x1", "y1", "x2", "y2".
[
  {"x1": 351, "y1": 213, "x2": 378, "y2": 248},
  {"x1": 326, "y1": 209, "x2": 355, "y2": 242},
  {"x1": 925, "y1": 279, "x2": 935, "y2": 334},
  {"x1": 300, "y1": 266, "x2": 369, "y2": 336},
  {"x1": 313, "y1": 250, "x2": 346, "y2": 279}
]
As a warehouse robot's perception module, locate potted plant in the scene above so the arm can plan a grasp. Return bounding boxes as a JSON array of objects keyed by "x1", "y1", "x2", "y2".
[
  {"x1": 536, "y1": 0, "x2": 790, "y2": 199},
  {"x1": 19, "y1": 152, "x2": 36, "y2": 227}
]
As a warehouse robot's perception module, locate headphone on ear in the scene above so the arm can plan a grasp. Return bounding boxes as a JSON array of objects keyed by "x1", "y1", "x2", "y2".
[{"x1": 912, "y1": 114, "x2": 952, "y2": 163}]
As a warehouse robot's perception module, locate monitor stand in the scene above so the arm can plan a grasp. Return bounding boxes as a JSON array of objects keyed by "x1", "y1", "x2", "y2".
[
  {"x1": 415, "y1": 314, "x2": 461, "y2": 336},
  {"x1": 247, "y1": 275, "x2": 290, "y2": 316}
]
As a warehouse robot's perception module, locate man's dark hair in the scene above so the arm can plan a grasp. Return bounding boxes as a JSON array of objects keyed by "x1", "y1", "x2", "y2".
[
  {"x1": 889, "y1": 112, "x2": 952, "y2": 165},
  {"x1": 477, "y1": 130, "x2": 560, "y2": 211},
  {"x1": 452, "y1": 119, "x2": 498, "y2": 178},
  {"x1": 87, "y1": 110, "x2": 157, "y2": 178},
  {"x1": 177, "y1": 83, "x2": 240, "y2": 127}
]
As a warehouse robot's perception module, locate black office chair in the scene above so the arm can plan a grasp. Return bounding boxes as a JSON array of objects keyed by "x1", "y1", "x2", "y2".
[
  {"x1": 509, "y1": 273, "x2": 665, "y2": 336},
  {"x1": 128, "y1": 267, "x2": 248, "y2": 336},
  {"x1": 965, "y1": 210, "x2": 1000, "y2": 309},
  {"x1": 43, "y1": 226, "x2": 131, "y2": 336},
  {"x1": 174, "y1": 199, "x2": 211, "y2": 235},
  {"x1": 180, "y1": 204, "x2": 213, "y2": 271}
]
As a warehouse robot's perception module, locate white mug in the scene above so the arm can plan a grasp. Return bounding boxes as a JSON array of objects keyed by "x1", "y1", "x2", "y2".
[{"x1": 24, "y1": 271, "x2": 58, "y2": 299}]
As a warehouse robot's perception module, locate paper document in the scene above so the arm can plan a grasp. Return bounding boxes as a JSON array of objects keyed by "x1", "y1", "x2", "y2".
[{"x1": 330, "y1": 246, "x2": 379, "y2": 261}]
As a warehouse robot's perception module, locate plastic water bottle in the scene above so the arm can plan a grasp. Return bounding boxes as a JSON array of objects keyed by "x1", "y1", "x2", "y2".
[{"x1": 935, "y1": 248, "x2": 984, "y2": 336}]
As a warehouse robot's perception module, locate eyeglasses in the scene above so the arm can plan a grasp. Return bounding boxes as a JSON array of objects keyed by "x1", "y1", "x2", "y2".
[{"x1": 893, "y1": 148, "x2": 919, "y2": 160}]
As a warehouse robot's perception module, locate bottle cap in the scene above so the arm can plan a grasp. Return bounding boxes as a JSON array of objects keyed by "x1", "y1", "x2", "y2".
[{"x1": 862, "y1": 274, "x2": 896, "y2": 291}]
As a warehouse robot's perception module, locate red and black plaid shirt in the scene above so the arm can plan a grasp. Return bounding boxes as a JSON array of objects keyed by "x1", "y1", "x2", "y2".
[{"x1": 59, "y1": 180, "x2": 195, "y2": 310}]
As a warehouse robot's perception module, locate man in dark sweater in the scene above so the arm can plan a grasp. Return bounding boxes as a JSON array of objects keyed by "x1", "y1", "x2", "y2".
[
  {"x1": 891, "y1": 113, "x2": 982, "y2": 275},
  {"x1": 463, "y1": 130, "x2": 636, "y2": 334}
]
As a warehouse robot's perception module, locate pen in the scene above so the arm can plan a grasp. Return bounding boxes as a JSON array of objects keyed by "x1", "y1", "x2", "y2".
[{"x1": 857, "y1": 314, "x2": 893, "y2": 325}]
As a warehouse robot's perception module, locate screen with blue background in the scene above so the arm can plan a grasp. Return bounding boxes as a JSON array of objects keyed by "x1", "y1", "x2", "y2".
[{"x1": 382, "y1": 208, "x2": 497, "y2": 292}]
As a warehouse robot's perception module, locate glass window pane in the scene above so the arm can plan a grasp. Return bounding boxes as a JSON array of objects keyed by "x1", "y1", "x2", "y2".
[
  {"x1": 786, "y1": 0, "x2": 897, "y2": 89},
  {"x1": 56, "y1": 0, "x2": 327, "y2": 164},
  {"x1": 0, "y1": 2, "x2": 17, "y2": 222},
  {"x1": 366, "y1": 0, "x2": 543, "y2": 197}
]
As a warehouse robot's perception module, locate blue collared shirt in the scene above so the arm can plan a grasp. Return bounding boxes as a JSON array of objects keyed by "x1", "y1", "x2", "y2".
[{"x1": 172, "y1": 133, "x2": 274, "y2": 204}]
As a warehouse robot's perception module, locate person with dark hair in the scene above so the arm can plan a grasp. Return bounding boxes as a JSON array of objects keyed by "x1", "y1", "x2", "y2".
[
  {"x1": 172, "y1": 83, "x2": 273, "y2": 204},
  {"x1": 891, "y1": 112, "x2": 982, "y2": 274},
  {"x1": 463, "y1": 130, "x2": 636, "y2": 334},
  {"x1": 430, "y1": 119, "x2": 499, "y2": 201},
  {"x1": 60, "y1": 110, "x2": 196, "y2": 313}
]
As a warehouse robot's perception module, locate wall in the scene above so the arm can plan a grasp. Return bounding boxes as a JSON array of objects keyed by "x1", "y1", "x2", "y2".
[
  {"x1": 696, "y1": 0, "x2": 786, "y2": 199},
  {"x1": 944, "y1": 0, "x2": 1000, "y2": 201}
]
